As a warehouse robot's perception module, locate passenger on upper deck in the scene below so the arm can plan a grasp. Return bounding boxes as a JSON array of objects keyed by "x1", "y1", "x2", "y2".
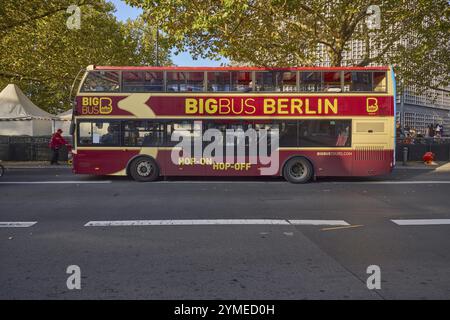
[
  {"x1": 242, "y1": 81, "x2": 253, "y2": 92},
  {"x1": 84, "y1": 79, "x2": 104, "y2": 92}
]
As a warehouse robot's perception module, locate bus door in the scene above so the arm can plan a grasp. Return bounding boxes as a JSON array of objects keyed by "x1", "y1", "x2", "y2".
[{"x1": 76, "y1": 120, "x2": 126, "y2": 175}]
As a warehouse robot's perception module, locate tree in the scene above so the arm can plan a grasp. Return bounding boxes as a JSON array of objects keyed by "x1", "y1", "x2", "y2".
[
  {"x1": 126, "y1": 0, "x2": 450, "y2": 92},
  {"x1": 0, "y1": 0, "x2": 101, "y2": 34},
  {"x1": 122, "y1": 13, "x2": 173, "y2": 67},
  {"x1": 0, "y1": 1, "x2": 171, "y2": 113}
]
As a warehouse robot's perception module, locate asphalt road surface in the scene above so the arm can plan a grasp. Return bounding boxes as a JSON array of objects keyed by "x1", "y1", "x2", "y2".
[{"x1": 1, "y1": 166, "x2": 449, "y2": 299}]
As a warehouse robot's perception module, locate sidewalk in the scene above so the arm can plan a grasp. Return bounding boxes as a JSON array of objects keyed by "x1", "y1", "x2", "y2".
[
  {"x1": 394, "y1": 161, "x2": 450, "y2": 171},
  {"x1": 435, "y1": 162, "x2": 450, "y2": 172},
  {"x1": 2, "y1": 161, "x2": 71, "y2": 169}
]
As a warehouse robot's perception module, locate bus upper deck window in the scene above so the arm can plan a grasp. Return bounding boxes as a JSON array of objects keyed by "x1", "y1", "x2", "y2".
[
  {"x1": 81, "y1": 71, "x2": 120, "y2": 92},
  {"x1": 167, "y1": 72, "x2": 204, "y2": 92},
  {"x1": 343, "y1": 72, "x2": 352, "y2": 92},
  {"x1": 255, "y1": 71, "x2": 296, "y2": 92},
  {"x1": 351, "y1": 72, "x2": 372, "y2": 92},
  {"x1": 207, "y1": 72, "x2": 231, "y2": 92},
  {"x1": 373, "y1": 72, "x2": 387, "y2": 92},
  {"x1": 122, "y1": 71, "x2": 164, "y2": 92},
  {"x1": 166, "y1": 72, "x2": 184, "y2": 92},
  {"x1": 322, "y1": 72, "x2": 341, "y2": 92},
  {"x1": 299, "y1": 72, "x2": 322, "y2": 92},
  {"x1": 185, "y1": 72, "x2": 205, "y2": 91},
  {"x1": 231, "y1": 71, "x2": 252, "y2": 92}
]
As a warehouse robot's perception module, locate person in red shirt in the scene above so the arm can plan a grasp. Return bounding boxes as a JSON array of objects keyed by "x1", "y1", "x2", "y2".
[{"x1": 49, "y1": 129, "x2": 68, "y2": 165}]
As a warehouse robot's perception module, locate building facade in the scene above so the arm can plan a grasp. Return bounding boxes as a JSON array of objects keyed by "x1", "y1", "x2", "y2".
[{"x1": 316, "y1": 41, "x2": 450, "y2": 135}]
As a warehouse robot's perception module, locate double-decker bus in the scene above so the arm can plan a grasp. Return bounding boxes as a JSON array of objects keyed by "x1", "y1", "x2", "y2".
[{"x1": 70, "y1": 65, "x2": 396, "y2": 183}]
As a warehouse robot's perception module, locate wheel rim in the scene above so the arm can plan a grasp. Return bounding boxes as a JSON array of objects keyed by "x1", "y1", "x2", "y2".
[
  {"x1": 289, "y1": 161, "x2": 307, "y2": 180},
  {"x1": 136, "y1": 160, "x2": 153, "y2": 177}
]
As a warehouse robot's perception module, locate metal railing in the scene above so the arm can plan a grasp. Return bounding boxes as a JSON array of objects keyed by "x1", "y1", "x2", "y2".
[{"x1": 0, "y1": 136, "x2": 73, "y2": 161}]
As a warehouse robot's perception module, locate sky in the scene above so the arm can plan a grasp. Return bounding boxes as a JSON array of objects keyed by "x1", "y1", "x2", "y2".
[{"x1": 109, "y1": 0, "x2": 229, "y2": 67}]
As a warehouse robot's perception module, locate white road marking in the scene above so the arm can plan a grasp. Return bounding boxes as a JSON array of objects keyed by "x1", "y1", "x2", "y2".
[
  {"x1": 0, "y1": 181, "x2": 112, "y2": 184},
  {"x1": 85, "y1": 219, "x2": 351, "y2": 227},
  {"x1": 0, "y1": 222, "x2": 37, "y2": 227},
  {"x1": 85, "y1": 219, "x2": 290, "y2": 226},
  {"x1": 321, "y1": 224, "x2": 364, "y2": 231},
  {"x1": 391, "y1": 219, "x2": 450, "y2": 226},
  {"x1": 288, "y1": 220, "x2": 350, "y2": 226}
]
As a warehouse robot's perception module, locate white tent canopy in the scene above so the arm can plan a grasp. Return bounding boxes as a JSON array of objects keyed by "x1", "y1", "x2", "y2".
[
  {"x1": 0, "y1": 84, "x2": 54, "y2": 136},
  {"x1": 57, "y1": 109, "x2": 72, "y2": 120},
  {"x1": 52, "y1": 109, "x2": 73, "y2": 134}
]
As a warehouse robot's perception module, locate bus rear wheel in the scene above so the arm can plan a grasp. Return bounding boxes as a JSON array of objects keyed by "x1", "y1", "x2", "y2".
[
  {"x1": 283, "y1": 157, "x2": 313, "y2": 184},
  {"x1": 129, "y1": 157, "x2": 159, "y2": 182}
]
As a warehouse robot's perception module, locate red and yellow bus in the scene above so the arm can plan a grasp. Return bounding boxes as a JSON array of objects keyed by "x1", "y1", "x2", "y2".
[{"x1": 71, "y1": 65, "x2": 396, "y2": 183}]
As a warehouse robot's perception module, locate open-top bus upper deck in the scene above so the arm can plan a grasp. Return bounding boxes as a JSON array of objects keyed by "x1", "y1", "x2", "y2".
[{"x1": 77, "y1": 65, "x2": 392, "y2": 95}]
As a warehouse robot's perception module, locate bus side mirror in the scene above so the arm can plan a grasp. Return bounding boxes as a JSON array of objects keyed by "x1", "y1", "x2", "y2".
[{"x1": 70, "y1": 122, "x2": 76, "y2": 135}]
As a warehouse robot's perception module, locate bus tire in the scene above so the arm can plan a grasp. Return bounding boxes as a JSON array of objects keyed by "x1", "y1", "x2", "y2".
[
  {"x1": 129, "y1": 157, "x2": 159, "y2": 182},
  {"x1": 283, "y1": 157, "x2": 313, "y2": 184}
]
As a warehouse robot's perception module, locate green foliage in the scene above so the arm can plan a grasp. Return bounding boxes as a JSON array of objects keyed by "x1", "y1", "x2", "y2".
[
  {"x1": 126, "y1": 0, "x2": 450, "y2": 92},
  {"x1": 122, "y1": 13, "x2": 172, "y2": 66},
  {"x1": 0, "y1": 0, "x2": 171, "y2": 114}
]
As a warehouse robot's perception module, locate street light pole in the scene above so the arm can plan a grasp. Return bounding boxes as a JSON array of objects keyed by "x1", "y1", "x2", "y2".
[{"x1": 155, "y1": 23, "x2": 159, "y2": 67}]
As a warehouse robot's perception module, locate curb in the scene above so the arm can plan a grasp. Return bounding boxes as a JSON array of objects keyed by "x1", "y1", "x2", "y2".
[{"x1": 394, "y1": 166, "x2": 437, "y2": 170}]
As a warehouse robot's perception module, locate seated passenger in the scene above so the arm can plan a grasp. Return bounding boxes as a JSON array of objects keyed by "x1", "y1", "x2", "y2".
[
  {"x1": 335, "y1": 127, "x2": 349, "y2": 146},
  {"x1": 86, "y1": 80, "x2": 104, "y2": 92},
  {"x1": 142, "y1": 134, "x2": 157, "y2": 146},
  {"x1": 242, "y1": 81, "x2": 253, "y2": 92},
  {"x1": 100, "y1": 126, "x2": 115, "y2": 144},
  {"x1": 105, "y1": 82, "x2": 119, "y2": 92}
]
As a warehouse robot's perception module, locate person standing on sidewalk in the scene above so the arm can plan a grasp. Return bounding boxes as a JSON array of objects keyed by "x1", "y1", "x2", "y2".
[{"x1": 49, "y1": 129, "x2": 68, "y2": 165}]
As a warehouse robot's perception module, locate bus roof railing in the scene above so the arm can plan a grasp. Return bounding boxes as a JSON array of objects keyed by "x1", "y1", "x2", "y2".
[{"x1": 91, "y1": 65, "x2": 390, "y2": 72}]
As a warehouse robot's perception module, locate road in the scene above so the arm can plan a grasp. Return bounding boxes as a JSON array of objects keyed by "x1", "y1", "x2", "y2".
[{"x1": 1, "y1": 166, "x2": 449, "y2": 299}]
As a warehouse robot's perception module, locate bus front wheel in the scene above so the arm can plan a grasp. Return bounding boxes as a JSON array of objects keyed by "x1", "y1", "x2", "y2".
[
  {"x1": 129, "y1": 157, "x2": 159, "y2": 182},
  {"x1": 283, "y1": 157, "x2": 313, "y2": 184}
]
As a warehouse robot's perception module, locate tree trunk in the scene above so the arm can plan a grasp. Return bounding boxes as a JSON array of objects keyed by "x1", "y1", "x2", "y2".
[{"x1": 328, "y1": 49, "x2": 343, "y2": 67}]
